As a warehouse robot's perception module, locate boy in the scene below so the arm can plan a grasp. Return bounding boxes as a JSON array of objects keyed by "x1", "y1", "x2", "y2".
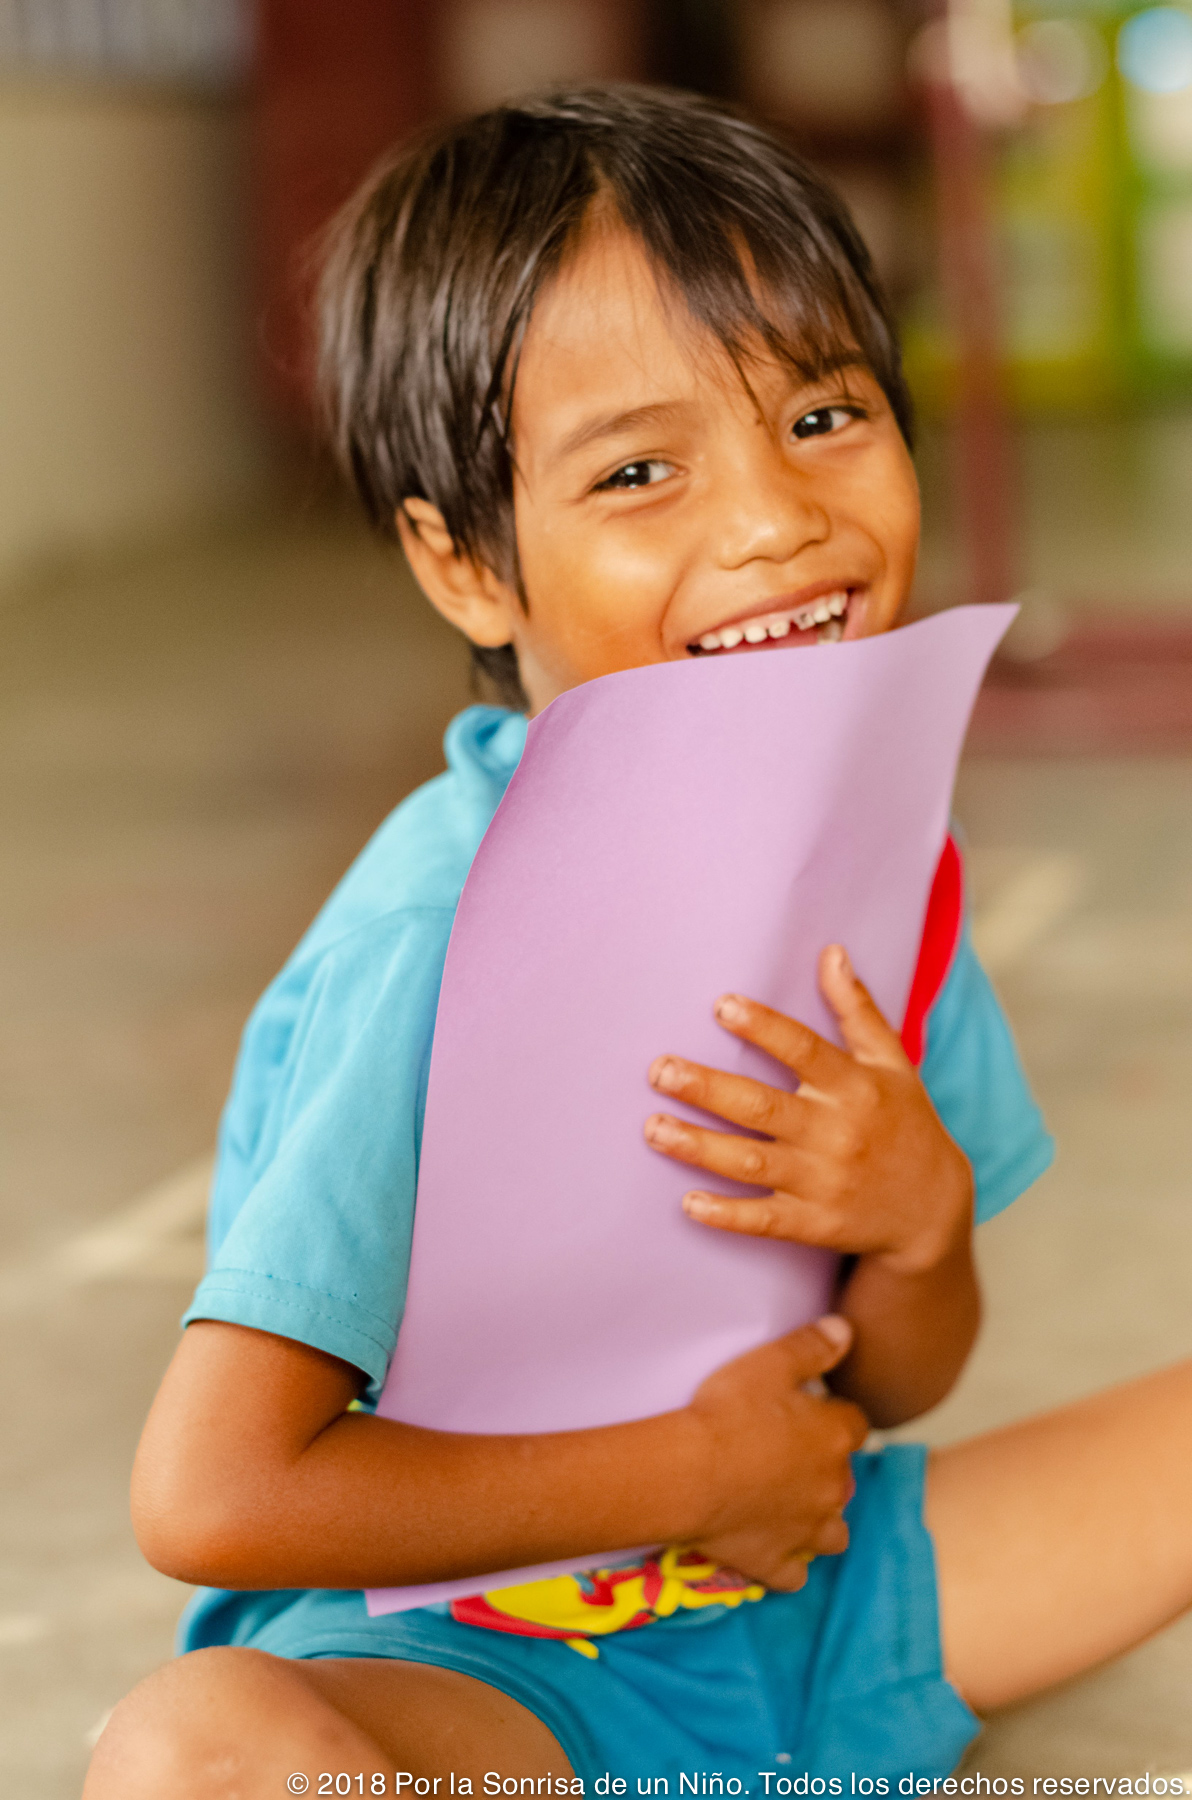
[{"x1": 86, "y1": 87, "x2": 1192, "y2": 1798}]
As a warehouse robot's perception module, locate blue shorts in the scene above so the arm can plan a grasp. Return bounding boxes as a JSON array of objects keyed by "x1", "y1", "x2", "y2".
[{"x1": 178, "y1": 1445, "x2": 977, "y2": 1785}]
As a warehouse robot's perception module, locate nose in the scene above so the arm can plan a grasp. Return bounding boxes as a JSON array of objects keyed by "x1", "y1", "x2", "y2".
[{"x1": 710, "y1": 439, "x2": 830, "y2": 572}]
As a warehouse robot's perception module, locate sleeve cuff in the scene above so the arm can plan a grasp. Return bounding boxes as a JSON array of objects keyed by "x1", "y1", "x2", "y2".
[
  {"x1": 182, "y1": 1268, "x2": 395, "y2": 1396},
  {"x1": 973, "y1": 1130, "x2": 1055, "y2": 1226}
]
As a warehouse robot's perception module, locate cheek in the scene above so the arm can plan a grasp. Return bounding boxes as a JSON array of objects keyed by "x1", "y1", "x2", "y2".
[
  {"x1": 578, "y1": 530, "x2": 683, "y2": 617},
  {"x1": 886, "y1": 445, "x2": 921, "y2": 541},
  {"x1": 515, "y1": 519, "x2": 579, "y2": 610},
  {"x1": 860, "y1": 450, "x2": 920, "y2": 573},
  {"x1": 518, "y1": 527, "x2": 628, "y2": 654},
  {"x1": 897, "y1": 457, "x2": 921, "y2": 543},
  {"x1": 889, "y1": 488, "x2": 921, "y2": 575},
  {"x1": 516, "y1": 505, "x2": 680, "y2": 657}
]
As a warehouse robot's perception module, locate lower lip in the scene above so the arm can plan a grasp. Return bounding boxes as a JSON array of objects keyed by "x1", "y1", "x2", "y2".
[{"x1": 688, "y1": 593, "x2": 855, "y2": 657}]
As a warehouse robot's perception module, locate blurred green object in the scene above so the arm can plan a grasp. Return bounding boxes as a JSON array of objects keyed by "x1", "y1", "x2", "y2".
[{"x1": 903, "y1": 0, "x2": 1192, "y2": 414}]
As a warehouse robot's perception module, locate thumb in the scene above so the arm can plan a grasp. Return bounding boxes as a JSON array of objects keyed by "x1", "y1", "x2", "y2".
[
  {"x1": 777, "y1": 1313, "x2": 854, "y2": 1384},
  {"x1": 818, "y1": 945, "x2": 909, "y2": 1069}
]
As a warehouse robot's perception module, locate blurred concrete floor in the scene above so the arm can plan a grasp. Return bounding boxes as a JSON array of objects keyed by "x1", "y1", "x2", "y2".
[{"x1": 2, "y1": 501, "x2": 1192, "y2": 1795}]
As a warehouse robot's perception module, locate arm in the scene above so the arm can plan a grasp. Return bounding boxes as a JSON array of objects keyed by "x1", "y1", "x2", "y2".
[
  {"x1": 644, "y1": 946, "x2": 979, "y2": 1428},
  {"x1": 830, "y1": 1227, "x2": 979, "y2": 1426},
  {"x1": 131, "y1": 1313, "x2": 866, "y2": 1593}
]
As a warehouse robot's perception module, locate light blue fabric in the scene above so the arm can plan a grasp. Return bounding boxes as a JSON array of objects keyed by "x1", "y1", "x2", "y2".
[
  {"x1": 187, "y1": 706, "x2": 529, "y2": 1398},
  {"x1": 181, "y1": 1447, "x2": 979, "y2": 1784},
  {"x1": 178, "y1": 700, "x2": 1053, "y2": 1769},
  {"x1": 920, "y1": 926, "x2": 1053, "y2": 1225}
]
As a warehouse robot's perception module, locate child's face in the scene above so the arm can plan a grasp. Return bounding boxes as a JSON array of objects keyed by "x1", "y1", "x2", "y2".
[{"x1": 404, "y1": 223, "x2": 920, "y2": 715}]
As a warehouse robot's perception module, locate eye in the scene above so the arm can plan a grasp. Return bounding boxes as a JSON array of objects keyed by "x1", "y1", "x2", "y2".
[
  {"x1": 792, "y1": 406, "x2": 862, "y2": 440},
  {"x1": 596, "y1": 459, "x2": 675, "y2": 491}
]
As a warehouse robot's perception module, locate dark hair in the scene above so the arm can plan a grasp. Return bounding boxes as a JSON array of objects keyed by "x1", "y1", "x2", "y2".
[{"x1": 318, "y1": 84, "x2": 912, "y2": 710}]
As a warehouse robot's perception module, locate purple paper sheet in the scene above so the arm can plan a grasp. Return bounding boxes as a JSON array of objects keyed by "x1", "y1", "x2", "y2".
[{"x1": 367, "y1": 605, "x2": 1012, "y2": 1616}]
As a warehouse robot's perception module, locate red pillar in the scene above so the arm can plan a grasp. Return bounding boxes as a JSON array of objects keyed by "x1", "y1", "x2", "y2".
[
  {"x1": 922, "y1": 31, "x2": 1020, "y2": 609},
  {"x1": 250, "y1": 0, "x2": 441, "y2": 421}
]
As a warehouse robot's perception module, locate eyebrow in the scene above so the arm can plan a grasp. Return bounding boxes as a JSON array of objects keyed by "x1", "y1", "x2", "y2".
[
  {"x1": 552, "y1": 351, "x2": 875, "y2": 465},
  {"x1": 802, "y1": 350, "x2": 871, "y2": 381},
  {"x1": 554, "y1": 400, "x2": 690, "y2": 463}
]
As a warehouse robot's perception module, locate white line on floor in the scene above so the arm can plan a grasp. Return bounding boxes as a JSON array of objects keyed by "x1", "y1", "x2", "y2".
[
  {"x1": 0, "y1": 1614, "x2": 50, "y2": 1650},
  {"x1": 0, "y1": 1155, "x2": 212, "y2": 1316},
  {"x1": 54, "y1": 1156, "x2": 212, "y2": 1283},
  {"x1": 84, "y1": 1707, "x2": 114, "y2": 1750}
]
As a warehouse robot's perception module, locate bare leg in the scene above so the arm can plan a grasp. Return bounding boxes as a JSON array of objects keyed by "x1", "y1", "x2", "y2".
[
  {"x1": 927, "y1": 1359, "x2": 1192, "y2": 1715},
  {"x1": 83, "y1": 1645, "x2": 572, "y2": 1799}
]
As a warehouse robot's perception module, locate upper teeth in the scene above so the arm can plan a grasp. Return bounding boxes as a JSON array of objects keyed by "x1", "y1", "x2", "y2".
[{"x1": 695, "y1": 592, "x2": 848, "y2": 654}]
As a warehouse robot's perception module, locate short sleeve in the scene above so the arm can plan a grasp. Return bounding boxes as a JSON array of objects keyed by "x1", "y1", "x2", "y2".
[
  {"x1": 919, "y1": 924, "x2": 1054, "y2": 1224},
  {"x1": 182, "y1": 907, "x2": 455, "y2": 1401}
]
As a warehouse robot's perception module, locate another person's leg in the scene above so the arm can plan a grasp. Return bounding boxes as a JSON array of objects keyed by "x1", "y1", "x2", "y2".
[
  {"x1": 927, "y1": 1359, "x2": 1192, "y2": 1714},
  {"x1": 83, "y1": 1647, "x2": 572, "y2": 1799}
]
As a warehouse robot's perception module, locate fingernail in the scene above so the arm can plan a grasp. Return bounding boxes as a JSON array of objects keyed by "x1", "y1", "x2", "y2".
[
  {"x1": 831, "y1": 946, "x2": 853, "y2": 981},
  {"x1": 645, "y1": 1114, "x2": 681, "y2": 1146},
  {"x1": 650, "y1": 1056, "x2": 681, "y2": 1092},
  {"x1": 683, "y1": 1191, "x2": 715, "y2": 1218},
  {"x1": 815, "y1": 1313, "x2": 852, "y2": 1349},
  {"x1": 715, "y1": 995, "x2": 747, "y2": 1025}
]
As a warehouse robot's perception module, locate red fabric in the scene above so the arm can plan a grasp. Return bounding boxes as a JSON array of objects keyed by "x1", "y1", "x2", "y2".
[
  {"x1": 250, "y1": 0, "x2": 441, "y2": 419},
  {"x1": 900, "y1": 836, "x2": 964, "y2": 1067}
]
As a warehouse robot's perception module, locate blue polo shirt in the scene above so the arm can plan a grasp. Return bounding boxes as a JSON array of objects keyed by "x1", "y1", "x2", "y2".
[{"x1": 176, "y1": 705, "x2": 1052, "y2": 1783}]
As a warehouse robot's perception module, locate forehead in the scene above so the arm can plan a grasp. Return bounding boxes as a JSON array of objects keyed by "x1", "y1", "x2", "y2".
[{"x1": 512, "y1": 226, "x2": 713, "y2": 437}]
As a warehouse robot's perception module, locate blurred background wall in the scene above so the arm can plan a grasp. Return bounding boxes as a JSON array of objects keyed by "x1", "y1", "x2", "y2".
[
  {"x1": 4, "y1": 0, "x2": 1192, "y2": 631},
  {"x1": 5, "y1": 0, "x2": 1190, "y2": 660},
  {"x1": 0, "y1": 2, "x2": 272, "y2": 593}
]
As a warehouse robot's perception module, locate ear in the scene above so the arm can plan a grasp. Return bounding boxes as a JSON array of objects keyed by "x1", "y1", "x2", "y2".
[{"x1": 397, "y1": 499, "x2": 520, "y2": 648}]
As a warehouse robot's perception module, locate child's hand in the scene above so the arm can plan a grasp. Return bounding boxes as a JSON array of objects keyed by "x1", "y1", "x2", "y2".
[
  {"x1": 645, "y1": 946, "x2": 974, "y2": 1276},
  {"x1": 685, "y1": 1314, "x2": 868, "y2": 1589}
]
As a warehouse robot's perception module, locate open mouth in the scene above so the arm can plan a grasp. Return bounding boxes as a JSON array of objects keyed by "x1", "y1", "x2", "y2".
[{"x1": 686, "y1": 589, "x2": 854, "y2": 656}]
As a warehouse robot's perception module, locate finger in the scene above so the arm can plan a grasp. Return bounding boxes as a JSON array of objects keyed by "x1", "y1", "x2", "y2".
[
  {"x1": 711, "y1": 993, "x2": 852, "y2": 1091},
  {"x1": 808, "y1": 1515, "x2": 850, "y2": 1558},
  {"x1": 644, "y1": 1111, "x2": 804, "y2": 1192},
  {"x1": 681, "y1": 1188, "x2": 841, "y2": 1249},
  {"x1": 770, "y1": 1314, "x2": 855, "y2": 1384},
  {"x1": 762, "y1": 1554, "x2": 813, "y2": 1593},
  {"x1": 648, "y1": 1053, "x2": 806, "y2": 1138},
  {"x1": 705, "y1": 1315, "x2": 855, "y2": 1399},
  {"x1": 817, "y1": 945, "x2": 910, "y2": 1071},
  {"x1": 835, "y1": 1398, "x2": 871, "y2": 1455}
]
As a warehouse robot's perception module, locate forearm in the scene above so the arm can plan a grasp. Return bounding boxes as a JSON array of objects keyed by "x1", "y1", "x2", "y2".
[
  {"x1": 208, "y1": 1411, "x2": 707, "y2": 1590},
  {"x1": 827, "y1": 1229, "x2": 980, "y2": 1427},
  {"x1": 133, "y1": 1323, "x2": 709, "y2": 1591}
]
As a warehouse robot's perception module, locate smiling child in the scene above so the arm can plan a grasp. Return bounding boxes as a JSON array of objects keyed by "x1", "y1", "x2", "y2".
[{"x1": 85, "y1": 87, "x2": 1192, "y2": 1799}]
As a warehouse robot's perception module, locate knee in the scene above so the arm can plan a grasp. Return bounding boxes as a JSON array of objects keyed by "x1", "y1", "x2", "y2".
[{"x1": 83, "y1": 1648, "x2": 280, "y2": 1798}]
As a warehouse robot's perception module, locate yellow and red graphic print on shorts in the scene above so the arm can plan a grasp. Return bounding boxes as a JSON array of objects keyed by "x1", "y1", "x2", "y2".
[{"x1": 450, "y1": 1547, "x2": 765, "y2": 1656}]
